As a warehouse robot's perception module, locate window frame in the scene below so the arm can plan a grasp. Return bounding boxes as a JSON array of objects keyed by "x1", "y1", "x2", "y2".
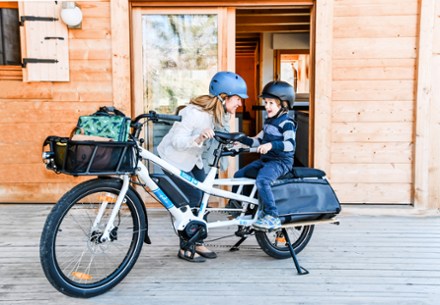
[{"x1": 0, "y1": 2, "x2": 22, "y2": 81}]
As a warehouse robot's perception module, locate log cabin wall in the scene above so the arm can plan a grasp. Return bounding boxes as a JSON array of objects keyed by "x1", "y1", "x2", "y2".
[
  {"x1": 0, "y1": 1, "x2": 117, "y2": 203},
  {"x1": 0, "y1": 0, "x2": 439, "y2": 210},
  {"x1": 315, "y1": 0, "x2": 420, "y2": 204}
]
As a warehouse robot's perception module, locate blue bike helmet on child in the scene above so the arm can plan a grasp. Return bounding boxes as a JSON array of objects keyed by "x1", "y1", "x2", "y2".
[{"x1": 209, "y1": 71, "x2": 248, "y2": 99}]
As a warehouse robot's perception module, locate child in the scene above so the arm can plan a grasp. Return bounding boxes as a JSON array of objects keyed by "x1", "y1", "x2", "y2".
[{"x1": 235, "y1": 80, "x2": 296, "y2": 231}]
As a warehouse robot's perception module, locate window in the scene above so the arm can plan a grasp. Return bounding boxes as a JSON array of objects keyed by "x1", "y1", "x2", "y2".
[
  {"x1": 0, "y1": 3, "x2": 21, "y2": 80},
  {"x1": 0, "y1": 6, "x2": 21, "y2": 65}
]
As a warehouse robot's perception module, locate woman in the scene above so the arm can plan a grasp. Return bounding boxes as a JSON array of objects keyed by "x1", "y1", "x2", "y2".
[{"x1": 157, "y1": 71, "x2": 248, "y2": 263}]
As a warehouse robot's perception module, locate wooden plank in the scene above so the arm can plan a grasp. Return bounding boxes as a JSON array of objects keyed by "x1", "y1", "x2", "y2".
[
  {"x1": 333, "y1": 58, "x2": 416, "y2": 80},
  {"x1": 414, "y1": 0, "x2": 435, "y2": 208},
  {"x1": 111, "y1": 0, "x2": 131, "y2": 114},
  {"x1": 0, "y1": 81, "x2": 53, "y2": 99},
  {"x1": 331, "y1": 100, "x2": 413, "y2": 122},
  {"x1": 0, "y1": 66, "x2": 22, "y2": 81},
  {"x1": 0, "y1": 123, "x2": 72, "y2": 144},
  {"x1": 332, "y1": 122, "x2": 413, "y2": 142},
  {"x1": 333, "y1": 37, "x2": 418, "y2": 59},
  {"x1": 1, "y1": 205, "x2": 439, "y2": 304},
  {"x1": 428, "y1": 55, "x2": 440, "y2": 207},
  {"x1": 0, "y1": 163, "x2": 87, "y2": 184},
  {"x1": 334, "y1": 0, "x2": 419, "y2": 17},
  {"x1": 77, "y1": 1, "x2": 110, "y2": 18},
  {"x1": 313, "y1": 0, "x2": 333, "y2": 172},
  {"x1": 334, "y1": 15, "x2": 418, "y2": 38},
  {"x1": 332, "y1": 80, "x2": 415, "y2": 101},
  {"x1": 331, "y1": 142, "x2": 413, "y2": 164},
  {"x1": 131, "y1": 0, "x2": 315, "y2": 7},
  {"x1": 0, "y1": 182, "x2": 85, "y2": 203},
  {"x1": 0, "y1": 100, "x2": 104, "y2": 124},
  {"x1": 69, "y1": 39, "x2": 112, "y2": 60},
  {"x1": 51, "y1": 81, "x2": 113, "y2": 102},
  {"x1": 330, "y1": 163, "x2": 413, "y2": 184}
]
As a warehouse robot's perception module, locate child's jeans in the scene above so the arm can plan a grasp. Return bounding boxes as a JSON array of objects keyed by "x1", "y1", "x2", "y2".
[{"x1": 234, "y1": 159, "x2": 290, "y2": 217}]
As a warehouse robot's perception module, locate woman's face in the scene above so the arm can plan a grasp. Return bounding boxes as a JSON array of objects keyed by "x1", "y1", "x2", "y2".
[{"x1": 224, "y1": 95, "x2": 243, "y2": 114}]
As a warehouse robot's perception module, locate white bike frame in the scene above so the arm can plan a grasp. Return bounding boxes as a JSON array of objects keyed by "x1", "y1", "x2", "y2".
[{"x1": 99, "y1": 142, "x2": 260, "y2": 242}]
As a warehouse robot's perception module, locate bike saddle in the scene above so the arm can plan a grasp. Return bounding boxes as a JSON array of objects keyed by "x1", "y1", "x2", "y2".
[{"x1": 214, "y1": 131, "x2": 246, "y2": 144}]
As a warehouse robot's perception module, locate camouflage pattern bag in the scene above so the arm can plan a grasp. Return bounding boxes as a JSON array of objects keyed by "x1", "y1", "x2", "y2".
[{"x1": 74, "y1": 106, "x2": 131, "y2": 142}]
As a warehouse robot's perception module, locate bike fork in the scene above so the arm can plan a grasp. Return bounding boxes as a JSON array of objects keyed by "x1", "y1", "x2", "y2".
[{"x1": 94, "y1": 176, "x2": 130, "y2": 243}]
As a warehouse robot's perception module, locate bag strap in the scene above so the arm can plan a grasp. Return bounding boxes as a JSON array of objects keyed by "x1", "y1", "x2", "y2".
[{"x1": 93, "y1": 106, "x2": 127, "y2": 117}]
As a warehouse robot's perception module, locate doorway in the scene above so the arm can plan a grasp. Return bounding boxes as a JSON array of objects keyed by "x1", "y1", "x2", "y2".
[{"x1": 235, "y1": 7, "x2": 313, "y2": 167}]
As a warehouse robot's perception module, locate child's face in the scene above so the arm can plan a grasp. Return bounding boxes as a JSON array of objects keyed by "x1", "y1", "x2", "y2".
[{"x1": 263, "y1": 98, "x2": 281, "y2": 118}]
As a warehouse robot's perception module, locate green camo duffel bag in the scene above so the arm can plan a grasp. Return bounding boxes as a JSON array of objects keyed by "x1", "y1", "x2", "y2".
[{"x1": 74, "y1": 106, "x2": 131, "y2": 142}]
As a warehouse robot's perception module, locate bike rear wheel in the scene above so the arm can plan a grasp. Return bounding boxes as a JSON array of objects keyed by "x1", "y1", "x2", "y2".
[
  {"x1": 40, "y1": 178, "x2": 146, "y2": 298},
  {"x1": 255, "y1": 225, "x2": 314, "y2": 259}
]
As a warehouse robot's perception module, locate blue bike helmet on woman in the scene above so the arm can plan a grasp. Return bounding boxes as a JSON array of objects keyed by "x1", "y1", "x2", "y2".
[{"x1": 209, "y1": 71, "x2": 248, "y2": 99}]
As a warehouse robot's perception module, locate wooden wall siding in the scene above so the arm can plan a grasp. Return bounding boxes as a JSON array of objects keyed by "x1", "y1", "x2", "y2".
[
  {"x1": 329, "y1": 0, "x2": 419, "y2": 203},
  {"x1": 431, "y1": 1, "x2": 440, "y2": 208},
  {"x1": 0, "y1": 1, "x2": 112, "y2": 203}
]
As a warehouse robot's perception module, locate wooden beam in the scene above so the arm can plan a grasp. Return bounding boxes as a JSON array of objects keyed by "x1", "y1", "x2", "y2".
[
  {"x1": 237, "y1": 24, "x2": 310, "y2": 33},
  {"x1": 236, "y1": 15, "x2": 310, "y2": 25},
  {"x1": 314, "y1": 0, "x2": 333, "y2": 177},
  {"x1": 414, "y1": 0, "x2": 435, "y2": 208},
  {"x1": 130, "y1": 1, "x2": 314, "y2": 7},
  {"x1": 111, "y1": 0, "x2": 131, "y2": 114},
  {"x1": 237, "y1": 8, "x2": 310, "y2": 16}
]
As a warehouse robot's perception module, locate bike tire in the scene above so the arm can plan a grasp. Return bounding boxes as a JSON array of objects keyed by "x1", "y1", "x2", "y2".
[
  {"x1": 255, "y1": 225, "x2": 314, "y2": 259},
  {"x1": 40, "y1": 178, "x2": 146, "y2": 298}
]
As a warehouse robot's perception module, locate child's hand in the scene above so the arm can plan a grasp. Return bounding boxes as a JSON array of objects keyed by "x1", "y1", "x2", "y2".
[{"x1": 257, "y1": 143, "x2": 272, "y2": 154}]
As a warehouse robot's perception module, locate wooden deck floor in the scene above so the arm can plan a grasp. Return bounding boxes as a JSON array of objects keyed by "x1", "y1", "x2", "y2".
[{"x1": 1, "y1": 204, "x2": 439, "y2": 305}]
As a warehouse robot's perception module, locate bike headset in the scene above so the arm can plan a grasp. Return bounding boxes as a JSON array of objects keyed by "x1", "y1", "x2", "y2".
[
  {"x1": 259, "y1": 80, "x2": 295, "y2": 117},
  {"x1": 209, "y1": 71, "x2": 249, "y2": 105}
]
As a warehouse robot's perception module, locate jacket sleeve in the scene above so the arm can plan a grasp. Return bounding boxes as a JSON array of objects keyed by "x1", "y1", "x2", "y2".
[
  {"x1": 169, "y1": 107, "x2": 209, "y2": 150},
  {"x1": 239, "y1": 130, "x2": 263, "y2": 147}
]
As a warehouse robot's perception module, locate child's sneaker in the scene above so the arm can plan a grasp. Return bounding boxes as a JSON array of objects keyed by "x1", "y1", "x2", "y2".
[{"x1": 253, "y1": 214, "x2": 281, "y2": 231}]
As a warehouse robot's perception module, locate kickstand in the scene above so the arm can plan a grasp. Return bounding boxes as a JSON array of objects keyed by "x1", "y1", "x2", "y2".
[
  {"x1": 282, "y1": 228, "x2": 309, "y2": 275},
  {"x1": 230, "y1": 236, "x2": 248, "y2": 251}
]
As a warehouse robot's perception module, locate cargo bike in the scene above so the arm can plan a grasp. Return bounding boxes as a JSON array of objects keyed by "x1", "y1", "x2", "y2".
[{"x1": 40, "y1": 107, "x2": 341, "y2": 298}]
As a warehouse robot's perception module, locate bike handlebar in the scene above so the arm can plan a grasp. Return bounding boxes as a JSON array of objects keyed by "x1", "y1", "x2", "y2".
[
  {"x1": 132, "y1": 111, "x2": 181, "y2": 124},
  {"x1": 131, "y1": 111, "x2": 181, "y2": 139}
]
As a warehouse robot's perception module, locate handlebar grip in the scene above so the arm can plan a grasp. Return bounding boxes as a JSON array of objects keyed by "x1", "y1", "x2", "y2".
[{"x1": 156, "y1": 113, "x2": 181, "y2": 122}]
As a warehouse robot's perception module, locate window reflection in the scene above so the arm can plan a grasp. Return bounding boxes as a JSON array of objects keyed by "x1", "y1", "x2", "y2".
[{"x1": 142, "y1": 14, "x2": 218, "y2": 114}]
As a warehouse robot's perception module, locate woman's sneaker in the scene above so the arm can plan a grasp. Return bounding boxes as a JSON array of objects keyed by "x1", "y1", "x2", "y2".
[{"x1": 253, "y1": 214, "x2": 281, "y2": 231}]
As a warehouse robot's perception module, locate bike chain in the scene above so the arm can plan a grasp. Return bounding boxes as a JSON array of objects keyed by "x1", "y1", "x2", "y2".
[
  {"x1": 135, "y1": 184, "x2": 263, "y2": 250},
  {"x1": 202, "y1": 209, "x2": 262, "y2": 250}
]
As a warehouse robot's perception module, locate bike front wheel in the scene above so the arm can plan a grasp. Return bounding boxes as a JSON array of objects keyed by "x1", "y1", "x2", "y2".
[
  {"x1": 255, "y1": 224, "x2": 314, "y2": 259},
  {"x1": 40, "y1": 178, "x2": 146, "y2": 298}
]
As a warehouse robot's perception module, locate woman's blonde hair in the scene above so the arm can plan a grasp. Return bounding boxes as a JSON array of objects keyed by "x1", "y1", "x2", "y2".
[{"x1": 189, "y1": 93, "x2": 226, "y2": 126}]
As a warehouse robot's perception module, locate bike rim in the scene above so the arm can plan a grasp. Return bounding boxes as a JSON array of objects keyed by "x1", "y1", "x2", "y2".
[{"x1": 52, "y1": 189, "x2": 142, "y2": 289}]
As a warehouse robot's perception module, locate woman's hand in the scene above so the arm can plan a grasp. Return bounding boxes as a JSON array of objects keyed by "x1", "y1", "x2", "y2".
[
  {"x1": 195, "y1": 128, "x2": 215, "y2": 145},
  {"x1": 257, "y1": 143, "x2": 272, "y2": 154}
]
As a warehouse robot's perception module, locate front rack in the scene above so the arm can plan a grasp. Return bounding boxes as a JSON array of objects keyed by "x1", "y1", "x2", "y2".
[{"x1": 42, "y1": 136, "x2": 138, "y2": 176}]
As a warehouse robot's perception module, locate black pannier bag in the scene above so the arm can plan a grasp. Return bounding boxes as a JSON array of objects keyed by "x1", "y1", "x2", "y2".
[{"x1": 272, "y1": 167, "x2": 341, "y2": 224}]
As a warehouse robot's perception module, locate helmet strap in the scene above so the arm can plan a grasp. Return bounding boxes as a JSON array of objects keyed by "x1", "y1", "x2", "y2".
[
  {"x1": 217, "y1": 95, "x2": 225, "y2": 103},
  {"x1": 274, "y1": 107, "x2": 285, "y2": 118}
]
